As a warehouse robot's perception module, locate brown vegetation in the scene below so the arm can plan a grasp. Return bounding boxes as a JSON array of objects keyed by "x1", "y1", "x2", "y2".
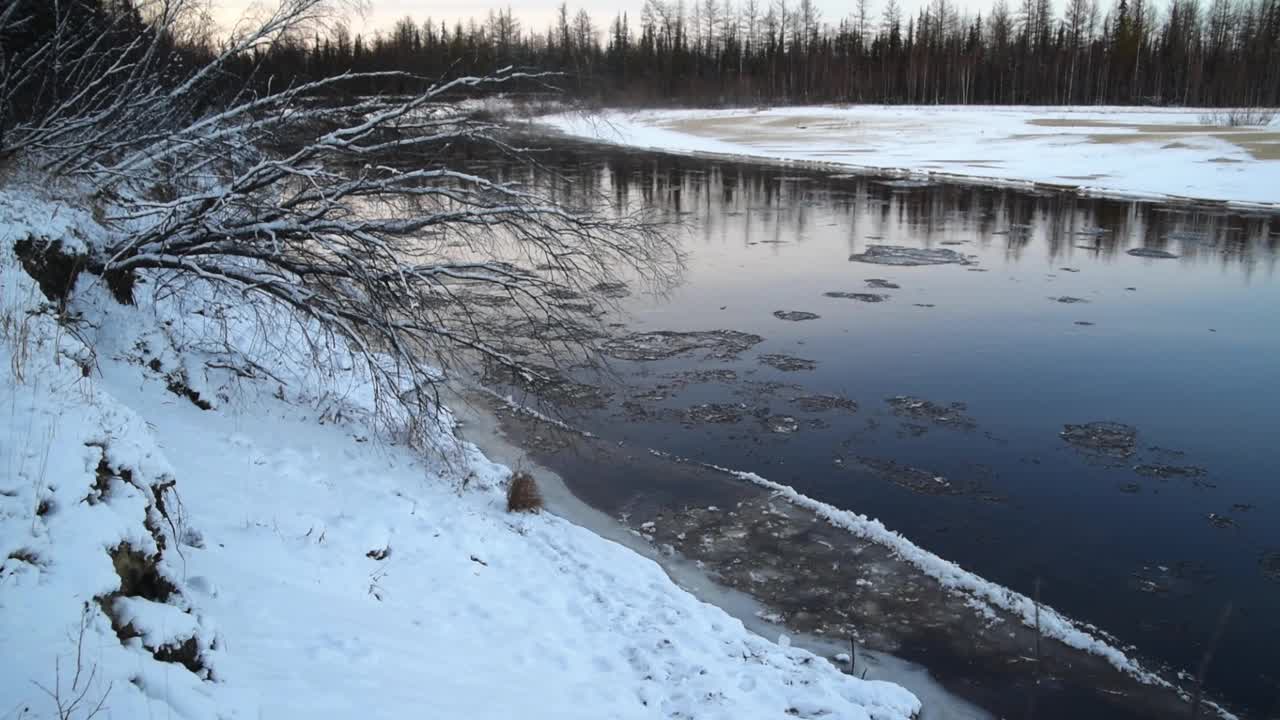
[{"x1": 506, "y1": 472, "x2": 543, "y2": 513}]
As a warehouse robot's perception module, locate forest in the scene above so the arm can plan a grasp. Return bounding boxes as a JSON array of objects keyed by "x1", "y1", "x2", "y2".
[
  {"x1": 255, "y1": 0, "x2": 1280, "y2": 107},
  {"x1": 3, "y1": 0, "x2": 1278, "y2": 110}
]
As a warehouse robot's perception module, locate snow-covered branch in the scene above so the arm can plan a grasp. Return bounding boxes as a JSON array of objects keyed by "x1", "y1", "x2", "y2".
[{"x1": 2, "y1": 0, "x2": 674, "y2": 445}]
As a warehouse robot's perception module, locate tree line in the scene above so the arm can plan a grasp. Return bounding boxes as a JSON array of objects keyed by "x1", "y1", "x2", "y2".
[
  {"x1": 3, "y1": 0, "x2": 1276, "y2": 113},
  {"x1": 235, "y1": 0, "x2": 1280, "y2": 106}
]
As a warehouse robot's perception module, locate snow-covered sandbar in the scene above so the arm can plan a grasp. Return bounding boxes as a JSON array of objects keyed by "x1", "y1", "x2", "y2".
[{"x1": 540, "y1": 106, "x2": 1280, "y2": 207}]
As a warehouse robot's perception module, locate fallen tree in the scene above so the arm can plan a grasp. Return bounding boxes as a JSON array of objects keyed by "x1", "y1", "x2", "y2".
[{"x1": 1, "y1": 0, "x2": 676, "y2": 444}]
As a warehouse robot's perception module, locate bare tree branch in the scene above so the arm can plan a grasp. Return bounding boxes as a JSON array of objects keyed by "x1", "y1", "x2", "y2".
[{"x1": 3, "y1": 0, "x2": 678, "y2": 447}]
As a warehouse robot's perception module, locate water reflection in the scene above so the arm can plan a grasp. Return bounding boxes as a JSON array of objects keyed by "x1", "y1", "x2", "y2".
[
  {"x1": 527, "y1": 149, "x2": 1278, "y2": 279},
  {"x1": 467, "y1": 138, "x2": 1280, "y2": 716}
]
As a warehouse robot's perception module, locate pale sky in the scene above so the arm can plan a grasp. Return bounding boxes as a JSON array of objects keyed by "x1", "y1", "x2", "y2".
[{"x1": 212, "y1": 0, "x2": 975, "y2": 40}]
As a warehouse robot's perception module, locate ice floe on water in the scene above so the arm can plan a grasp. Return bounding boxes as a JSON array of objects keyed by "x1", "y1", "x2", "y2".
[
  {"x1": 758, "y1": 353, "x2": 818, "y2": 371},
  {"x1": 824, "y1": 291, "x2": 890, "y2": 302},
  {"x1": 773, "y1": 310, "x2": 821, "y2": 321},
  {"x1": 602, "y1": 329, "x2": 764, "y2": 361},
  {"x1": 886, "y1": 396, "x2": 977, "y2": 430},
  {"x1": 847, "y1": 245, "x2": 975, "y2": 266},
  {"x1": 703, "y1": 463, "x2": 1239, "y2": 719},
  {"x1": 1060, "y1": 421, "x2": 1139, "y2": 458},
  {"x1": 1127, "y1": 247, "x2": 1181, "y2": 258}
]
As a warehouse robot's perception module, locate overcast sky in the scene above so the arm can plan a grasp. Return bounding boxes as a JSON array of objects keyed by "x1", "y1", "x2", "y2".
[{"x1": 212, "y1": 0, "x2": 991, "y2": 39}]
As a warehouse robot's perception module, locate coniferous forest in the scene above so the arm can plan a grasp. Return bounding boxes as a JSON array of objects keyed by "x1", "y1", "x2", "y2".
[
  {"x1": 261, "y1": 0, "x2": 1278, "y2": 106},
  {"x1": 3, "y1": 0, "x2": 1279, "y2": 124}
]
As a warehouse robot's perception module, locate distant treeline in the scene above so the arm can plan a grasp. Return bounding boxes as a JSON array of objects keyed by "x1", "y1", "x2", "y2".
[
  {"x1": 3, "y1": 0, "x2": 1278, "y2": 112},
  {"x1": 251, "y1": 0, "x2": 1280, "y2": 107}
]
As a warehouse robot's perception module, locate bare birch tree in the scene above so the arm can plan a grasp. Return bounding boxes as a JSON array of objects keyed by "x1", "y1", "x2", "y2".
[{"x1": 1, "y1": 0, "x2": 676, "y2": 442}]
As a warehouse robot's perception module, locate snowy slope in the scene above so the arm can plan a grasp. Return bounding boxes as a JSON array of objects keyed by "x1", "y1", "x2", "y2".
[
  {"x1": 0, "y1": 181, "x2": 919, "y2": 719},
  {"x1": 540, "y1": 106, "x2": 1280, "y2": 206}
]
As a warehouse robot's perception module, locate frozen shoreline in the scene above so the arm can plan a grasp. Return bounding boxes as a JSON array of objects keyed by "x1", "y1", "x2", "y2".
[
  {"x1": 538, "y1": 105, "x2": 1280, "y2": 207},
  {"x1": 447, "y1": 388, "x2": 992, "y2": 720},
  {"x1": 466, "y1": 388, "x2": 1243, "y2": 720}
]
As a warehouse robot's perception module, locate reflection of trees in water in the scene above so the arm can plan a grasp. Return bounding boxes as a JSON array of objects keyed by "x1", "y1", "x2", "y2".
[{"x1": 475, "y1": 141, "x2": 1278, "y2": 277}]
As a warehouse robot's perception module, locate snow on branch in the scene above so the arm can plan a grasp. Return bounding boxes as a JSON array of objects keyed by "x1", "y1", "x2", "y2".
[{"x1": 3, "y1": 0, "x2": 678, "y2": 446}]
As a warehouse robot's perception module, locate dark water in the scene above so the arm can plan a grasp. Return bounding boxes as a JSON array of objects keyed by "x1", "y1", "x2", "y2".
[{"x1": 479, "y1": 139, "x2": 1280, "y2": 715}]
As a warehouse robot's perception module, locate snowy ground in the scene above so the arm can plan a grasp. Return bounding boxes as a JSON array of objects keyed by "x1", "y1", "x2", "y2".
[
  {"x1": 0, "y1": 180, "x2": 921, "y2": 719},
  {"x1": 450, "y1": 392, "x2": 993, "y2": 720},
  {"x1": 540, "y1": 106, "x2": 1280, "y2": 206}
]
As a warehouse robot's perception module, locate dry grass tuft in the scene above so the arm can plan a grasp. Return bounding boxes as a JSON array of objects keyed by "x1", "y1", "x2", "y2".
[
  {"x1": 506, "y1": 471, "x2": 543, "y2": 513},
  {"x1": 1199, "y1": 108, "x2": 1277, "y2": 127}
]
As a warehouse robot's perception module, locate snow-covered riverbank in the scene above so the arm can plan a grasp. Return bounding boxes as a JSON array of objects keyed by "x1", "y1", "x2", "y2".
[
  {"x1": 0, "y1": 181, "x2": 919, "y2": 719},
  {"x1": 540, "y1": 106, "x2": 1280, "y2": 206},
  {"x1": 449, "y1": 390, "x2": 992, "y2": 720}
]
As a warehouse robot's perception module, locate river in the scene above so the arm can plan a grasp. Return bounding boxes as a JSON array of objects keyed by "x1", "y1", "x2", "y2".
[{"x1": 463, "y1": 136, "x2": 1280, "y2": 717}]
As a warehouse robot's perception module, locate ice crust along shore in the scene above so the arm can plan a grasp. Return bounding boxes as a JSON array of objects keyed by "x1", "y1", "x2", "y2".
[{"x1": 541, "y1": 105, "x2": 1280, "y2": 206}]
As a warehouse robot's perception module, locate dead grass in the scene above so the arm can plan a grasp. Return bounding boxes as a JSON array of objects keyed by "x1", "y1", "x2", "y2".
[
  {"x1": 506, "y1": 471, "x2": 543, "y2": 513},
  {"x1": 2, "y1": 306, "x2": 33, "y2": 382},
  {"x1": 35, "y1": 604, "x2": 112, "y2": 720},
  {"x1": 1198, "y1": 108, "x2": 1276, "y2": 128}
]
